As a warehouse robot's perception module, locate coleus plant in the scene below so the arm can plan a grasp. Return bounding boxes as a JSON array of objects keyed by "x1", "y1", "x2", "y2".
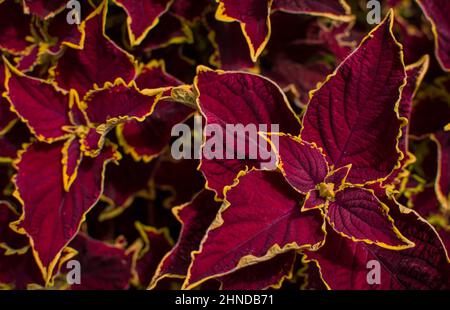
[
  {"x1": 0, "y1": 0, "x2": 449, "y2": 290},
  {"x1": 152, "y1": 11, "x2": 448, "y2": 290},
  {"x1": 1, "y1": 1, "x2": 160, "y2": 284}
]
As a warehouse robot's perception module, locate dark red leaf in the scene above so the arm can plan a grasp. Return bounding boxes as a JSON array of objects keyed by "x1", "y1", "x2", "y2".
[
  {"x1": 82, "y1": 78, "x2": 160, "y2": 125},
  {"x1": 195, "y1": 67, "x2": 300, "y2": 199},
  {"x1": 113, "y1": 0, "x2": 172, "y2": 45},
  {"x1": 301, "y1": 11, "x2": 406, "y2": 184},
  {"x1": 136, "y1": 13, "x2": 193, "y2": 52},
  {"x1": 0, "y1": 1, "x2": 33, "y2": 55},
  {"x1": 416, "y1": 0, "x2": 450, "y2": 71},
  {"x1": 4, "y1": 59, "x2": 71, "y2": 142},
  {"x1": 215, "y1": 0, "x2": 272, "y2": 62},
  {"x1": 326, "y1": 187, "x2": 413, "y2": 248},
  {"x1": 150, "y1": 190, "x2": 221, "y2": 288},
  {"x1": 276, "y1": 134, "x2": 329, "y2": 194},
  {"x1": 54, "y1": 2, "x2": 136, "y2": 96},
  {"x1": 12, "y1": 141, "x2": 120, "y2": 283},
  {"x1": 183, "y1": 170, "x2": 325, "y2": 289},
  {"x1": 217, "y1": 251, "x2": 296, "y2": 290},
  {"x1": 307, "y1": 204, "x2": 450, "y2": 289},
  {"x1": 205, "y1": 13, "x2": 255, "y2": 70}
]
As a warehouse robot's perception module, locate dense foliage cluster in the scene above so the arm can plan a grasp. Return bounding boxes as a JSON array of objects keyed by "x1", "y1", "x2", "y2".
[{"x1": 0, "y1": 0, "x2": 449, "y2": 290}]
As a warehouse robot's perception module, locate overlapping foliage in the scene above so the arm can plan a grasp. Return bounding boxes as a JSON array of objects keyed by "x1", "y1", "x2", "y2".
[{"x1": 0, "y1": 0, "x2": 448, "y2": 290}]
